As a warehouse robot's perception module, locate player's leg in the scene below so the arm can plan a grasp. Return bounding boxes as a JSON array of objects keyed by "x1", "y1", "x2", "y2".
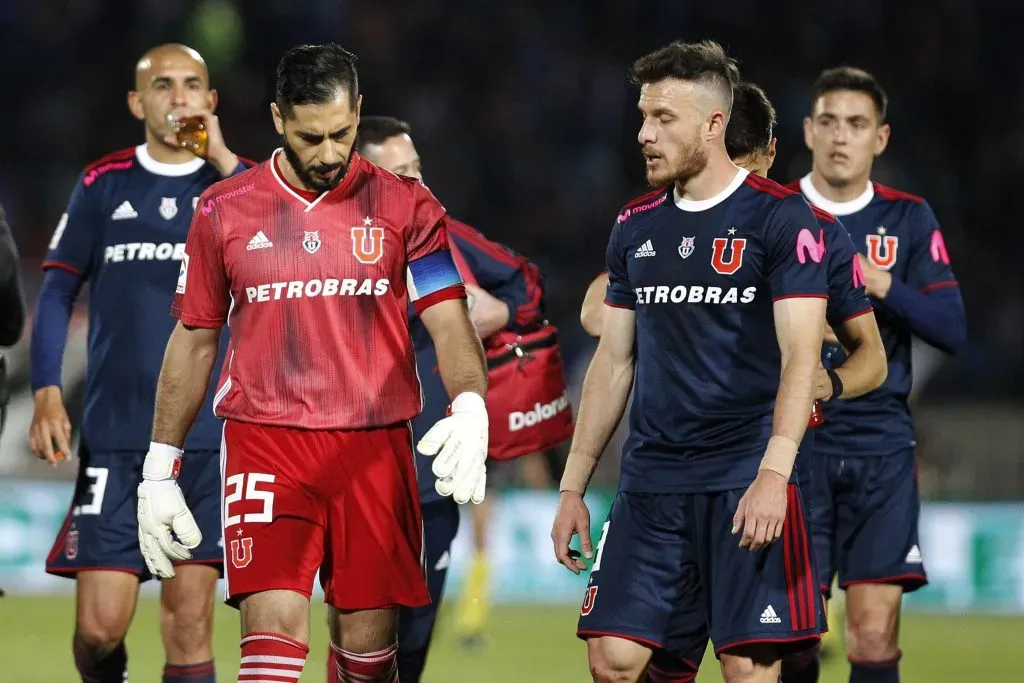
[
  {"x1": 577, "y1": 492, "x2": 697, "y2": 682},
  {"x1": 703, "y1": 485, "x2": 824, "y2": 683},
  {"x1": 781, "y1": 451, "x2": 838, "y2": 683},
  {"x1": 835, "y1": 452, "x2": 926, "y2": 682},
  {"x1": 396, "y1": 497, "x2": 461, "y2": 682},
  {"x1": 323, "y1": 424, "x2": 429, "y2": 682},
  {"x1": 159, "y1": 449, "x2": 223, "y2": 683},
  {"x1": 223, "y1": 420, "x2": 328, "y2": 682},
  {"x1": 46, "y1": 448, "x2": 145, "y2": 683}
]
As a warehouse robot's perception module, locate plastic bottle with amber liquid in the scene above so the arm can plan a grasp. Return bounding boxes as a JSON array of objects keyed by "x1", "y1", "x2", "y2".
[{"x1": 167, "y1": 113, "x2": 208, "y2": 158}]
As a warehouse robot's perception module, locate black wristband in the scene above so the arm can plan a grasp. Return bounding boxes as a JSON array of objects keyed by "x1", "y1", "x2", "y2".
[{"x1": 825, "y1": 367, "x2": 844, "y2": 401}]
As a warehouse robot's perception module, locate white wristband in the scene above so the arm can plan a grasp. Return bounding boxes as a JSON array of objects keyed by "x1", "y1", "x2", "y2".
[
  {"x1": 143, "y1": 442, "x2": 183, "y2": 481},
  {"x1": 451, "y1": 391, "x2": 486, "y2": 416}
]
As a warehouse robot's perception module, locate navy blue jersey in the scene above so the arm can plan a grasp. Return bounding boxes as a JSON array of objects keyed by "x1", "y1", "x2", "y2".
[
  {"x1": 605, "y1": 171, "x2": 829, "y2": 493},
  {"x1": 794, "y1": 175, "x2": 963, "y2": 457},
  {"x1": 41, "y1": 145, "x2": 240, "y2": 451},
  {"x1": 409, "y1": 219, "x2": 544, "y2": 503},
  {"x1": 821, "y1": 212, "x2": 872, "y2": 327}
]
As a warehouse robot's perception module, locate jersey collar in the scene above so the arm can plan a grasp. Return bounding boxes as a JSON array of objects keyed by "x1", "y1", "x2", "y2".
[
  {"x1": 673, "y1": 168, "x2": 749, "y2": 213},
  {"x1": 799, "y1": 174, "x2": 873, "y2": 216},
  {"x1": 135, "y1": 144, "x2": 206, "y2": 177},
  {"x1": 268, "y1": 148, "x2": 363, "y2": 213}
]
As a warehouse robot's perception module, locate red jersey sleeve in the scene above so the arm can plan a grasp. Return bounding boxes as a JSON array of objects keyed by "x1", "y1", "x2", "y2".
[
  {"x1": 406, "y1": 181, "x2": 465, "y2": 313},
  {"x1": 171, "y1": 201, "x2": 230, "y2": 327}
]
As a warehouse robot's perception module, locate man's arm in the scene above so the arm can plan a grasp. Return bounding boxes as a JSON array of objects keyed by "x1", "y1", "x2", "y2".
[
  {"x1": 560, "y1": 305, "x2": 636, "y2": 494},
  {"x1": 579, "y1": 272, "x2": 609, "y2": 338},
  {"x1": 419, "y1": 298, "x2": 488, "y2": 400},
  {"x1": 864, "y1": 263, "x2": 966, "y2": 354},
  {"x1": 449, "y1": 222, "x2": 544, "y2": 334},
  {"x1": 766, "y1": 297, "x2": 827, "y2": 475},
  {"x1": 151, "y1": 323, "x2": 222, "y2": 448},
  {"x1": 818, "y1": 312, "x2": 887, "y2": 400}
]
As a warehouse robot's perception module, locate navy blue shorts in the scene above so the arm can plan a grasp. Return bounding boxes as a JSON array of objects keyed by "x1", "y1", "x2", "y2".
[
  {"x1": 577, "y1": 486, "x2": 823, "y2": 672},
  {"x1": 809, "y1": 449, "x2": 928, "y2": 598},
  {"x1": 46, "y1": 445, "x2": 223, "y2": 580},
  {"x1": 397, "y1": 498, "x2": 461, "y2": 682}
]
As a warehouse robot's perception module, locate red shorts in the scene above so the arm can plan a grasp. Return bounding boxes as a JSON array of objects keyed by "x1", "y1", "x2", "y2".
[{"x1": 220, "y1": 419, "x2": 429, "y2": 610}]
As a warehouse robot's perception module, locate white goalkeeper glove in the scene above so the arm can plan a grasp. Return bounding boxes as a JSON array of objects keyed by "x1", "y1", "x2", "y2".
[
  {"x1": 417, "y1": 391, "x2": 488, "y2": 504},
  {"x1": 137, "y1": 443, "x2": 202, "y2": 579}
]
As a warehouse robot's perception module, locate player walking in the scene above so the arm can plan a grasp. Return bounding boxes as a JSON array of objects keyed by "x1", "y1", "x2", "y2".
[
  {"x1": 31, "y1": 43, "x2": 247, "y2": 683},
  {"x1": 790, "y1": 67, "x2": 966, "y2": 683},
  {"x1": 552, "y1": 41, "x2": 829, "y2": 683},
  {"x1": 354, "y1": 114, "x2": 549, "y2": 681},
  {"x1": 135, "y1": 44, "x2": 489, "y2": 683}
]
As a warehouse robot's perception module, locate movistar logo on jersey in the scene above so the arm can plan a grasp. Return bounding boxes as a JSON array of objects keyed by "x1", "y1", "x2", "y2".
[
  {"x1": 245, "y1": 278, "x2": 390, "y2": 303},
  {"x1": 634, "y1": 284, "x2": 757, "y2": 305},
  {"x1": 104, "y1": 242, "x2": 186, "y2": 263}
]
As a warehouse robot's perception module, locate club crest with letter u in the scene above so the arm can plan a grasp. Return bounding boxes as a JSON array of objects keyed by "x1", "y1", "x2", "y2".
[
  {"x1": 303, "y1": 231, "x2": 322, "y2": 255},
  {"x1": 678, "y1": 236, "x2": 695, "y2": 259}
]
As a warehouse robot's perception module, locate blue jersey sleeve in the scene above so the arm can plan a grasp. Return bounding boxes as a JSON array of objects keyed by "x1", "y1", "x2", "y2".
[
  {"x1": 43, "y1": 172, "x2": 100, "y2": 277},
  {"x1": 604, "y1": 220, "x2": 635, "y2": 309},
  {"x1": 767, "y1": 197, "x2": 830, "y2": 301},
  {"x1": 873, "y1": 200, "x2": 966, "y2": 353},
  {"x1": 448, "y1": 222, "x2": 544, "y2": 332},
  {"x1": 905, "y1": 201, "x2": 958, "y2": 293},
  {"x1": 825, "y1": 217, "x2": 872, "y2": 326}
]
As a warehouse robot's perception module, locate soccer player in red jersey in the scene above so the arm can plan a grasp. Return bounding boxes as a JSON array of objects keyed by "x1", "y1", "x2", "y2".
[{"x1": 134, "y1": 44, "x2": 489, "y2": 683}]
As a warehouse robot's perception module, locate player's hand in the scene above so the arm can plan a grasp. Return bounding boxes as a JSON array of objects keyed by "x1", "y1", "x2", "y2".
[
  {"x1": 855, "y1": 254, "x2": 893, "y2": 299},
  {"x1": 164, "y1": 106, "x2": 238, "y2": 177},
  {"x1": 551, "y1": 490, "x2": 592, "y2": 574},
  {"x1": 465, "y1": 284, "x2": 510, "y2": 339},
  {"x1": 733, "y1": 469, "x2": 788, "y2": 552},
  {"x1": 813, "y1": 365, "x2": 834, "y2": 401},
  {"x1": 137, "y1": 445, "x2": 202, "y2": 579},
  {"x1": 29, "y1": 386, "x2": 73, "y2": 466},
  {"x1": 417, "y1": 392, "x2": 488, "y2": 504}
]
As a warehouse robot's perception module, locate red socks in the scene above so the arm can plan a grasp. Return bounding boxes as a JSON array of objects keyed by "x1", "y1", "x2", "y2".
[
  {"x1": 329, "y1": 641, "x2": 399, "y2": 683},
  {"x1": 238, "y1": 632, "x2": 308, "y2": 682}
]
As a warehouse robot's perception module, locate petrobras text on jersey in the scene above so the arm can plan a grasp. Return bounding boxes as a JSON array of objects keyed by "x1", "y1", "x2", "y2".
[
  {"x1": 104, "y1": 242, "x2": 186, "y2": 263},
  {"x1": 244, "y1": 278, "x2": 390, "y2": 303},
  {"x1": 508, "y1": 391, "x2": 570, "y2": 432},
  {"x1": 634, "y1": 284, "x2": 757, "y2": 305}
]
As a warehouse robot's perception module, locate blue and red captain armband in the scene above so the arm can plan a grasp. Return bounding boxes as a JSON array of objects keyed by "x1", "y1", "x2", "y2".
[{"x1": 409, "y1": 250, "x2": 465, "y2": 314}]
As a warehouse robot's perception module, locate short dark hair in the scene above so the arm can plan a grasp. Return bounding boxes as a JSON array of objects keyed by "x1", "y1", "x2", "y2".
[
  {"x1": 355, "y1": 116, "x2": 411, "y2": 155},
  {"x1": 812, "y1": 66, "x2": 888, "y2": 122},
  {"x1": 631, "y1": 40, "x2": 740, "y2": 106},
  {"x1": 275, "y1": 43, "x2": 359, "y2": 118},
  {"x1": 725, "y1": 82, "x2": 776, "y2": 158}
]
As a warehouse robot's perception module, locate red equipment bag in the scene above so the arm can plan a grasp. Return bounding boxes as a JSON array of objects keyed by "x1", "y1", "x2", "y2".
[{"x1": 448, "y1": 239, "x2": 574, "y2": 460}]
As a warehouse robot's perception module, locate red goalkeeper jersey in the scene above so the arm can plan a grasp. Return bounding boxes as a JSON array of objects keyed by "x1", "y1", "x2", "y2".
[{"x1": 172, "y1": 150, "x2": 465, "y2": 430}]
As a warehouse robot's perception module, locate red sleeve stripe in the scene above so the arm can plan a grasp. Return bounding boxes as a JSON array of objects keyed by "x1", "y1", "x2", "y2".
[
  {"x1": 872, "y1": 182, "x2": 924, "y2": 204},
  {"x1": 744, "y1": 173, "x2": 797, "y2": 199},
  {"x1": 771, "y1": 294, "x2": 830, "y2": 302},
  {"x1": 838, "y1": 307, "x2": 874, "y2": 324},
  {"x1": 447, "y1": 221, "x2": 520, "y2": 268},
  {"x1": 515, "y1": 261, "x2": 544, "y2": 326},
  {"x1": 40, "y1": 261, "x2": 81, "y2": 276},
  {"x1": 622, "y1": 186, "x2": 670, "y2": 209},
  {"x1": 412, "y1": 284, "x2": 467, "y2": 314},
  {"x1": 84, "y1": 147, "x2": 136, "y2": 172},
  {"x1": 810, "y1": 206, "x2": 837, "y2": 223},
  {"x1": 921, "y1": 280, "x2": 958, "y2": 293},
  {"x1": 604, "y1": 300, "x2": 635, "y2": 310}
]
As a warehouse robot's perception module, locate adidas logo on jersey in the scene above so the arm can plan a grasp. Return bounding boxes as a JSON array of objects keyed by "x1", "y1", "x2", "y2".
[
  {"x1": 111, "y1": 201, "x2": 138, "y2": 220},
  {"x1": 246, "y1": 231, "x2": 274, "y2": 250},
  {"x1": 759, "y1": 605, "x2": 782, "y2": 624},
  {"x1": 905, "y1": 545, "x2": 923, "y2": 564},
  {"x1": 508, "y1": 392, "x2": 571, "y2": 432},
  {"x1": 634, "y1": 240, "x2": 656, "y2": 258}
]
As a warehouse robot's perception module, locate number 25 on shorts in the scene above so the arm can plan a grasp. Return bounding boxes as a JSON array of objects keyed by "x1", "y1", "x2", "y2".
[{"x1": 224, "y1": 473, "x2": 276, "y2": 526}]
